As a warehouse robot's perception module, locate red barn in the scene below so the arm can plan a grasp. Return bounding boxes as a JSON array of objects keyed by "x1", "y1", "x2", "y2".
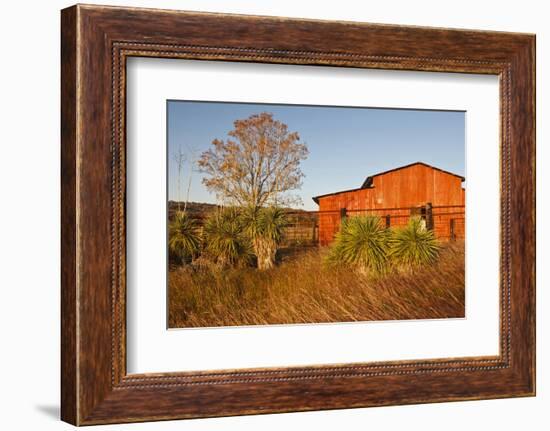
[{"x1": 312, "y1": 162, "x2": 465, "y2": 245}]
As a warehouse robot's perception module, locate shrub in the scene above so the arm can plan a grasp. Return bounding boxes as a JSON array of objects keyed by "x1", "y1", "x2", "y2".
[
  {"x1": 168, "y1": 211, "x2": 201, "y2": 264},
  {"x1": 242, "y1": 206, "x2": 287, "y2": 270},
  {"x1": 203, "y1": 207, "x2": 252, "y2": 268},
  {"x1": 389, "y1": 217, "x2": 440, "y2": 270},
  {"x1": 326, "y1": 215, "x2": 390, "y2": 274}
]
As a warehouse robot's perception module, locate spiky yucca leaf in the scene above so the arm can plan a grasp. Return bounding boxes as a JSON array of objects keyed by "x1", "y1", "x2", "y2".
[
  {"x1": 203, "y1": 207, "x2": 252, "y2": 268},
  {"x1": 390, "y1": 217, "x2": 440, "y2": 269},
  {"x1": 168, "y1": 211, "x2": 201, "y2": 264},
  {"x1": 257, "y1": 206, "x2": 287, "y2": 243},
  {"x1": 327, "y1": 215, "x2": 390, "y2": 274},
  {"x1": 242, "y1": 206, "x2": 287, "y2": 270}
]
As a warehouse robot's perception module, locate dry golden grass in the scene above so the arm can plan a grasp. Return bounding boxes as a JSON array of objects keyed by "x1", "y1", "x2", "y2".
[{"x1": 168, "y1": 241, "x2": 465, "y2": 328}]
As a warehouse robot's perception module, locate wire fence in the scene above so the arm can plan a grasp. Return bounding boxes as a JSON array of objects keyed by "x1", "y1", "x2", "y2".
[
  {"x1": 168, "y1": 202, "x2": 465, "y2": 249},
  {"x1": 282, "y1": 204, "x2": 465, "y2": 247}
]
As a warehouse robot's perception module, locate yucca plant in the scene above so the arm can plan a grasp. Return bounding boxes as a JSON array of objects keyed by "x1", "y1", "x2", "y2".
[
  {"x1": 326, "y1": 215, "x2": 390, "y2": 275},
  {"x1": 203, "y1": 207, "x2": 252, "y2": 268},
  {"x1": 168, "y1": 211, "x2": 201, "y2": 265},
  {"x1": 389, "y1": 217, "x2": 440, "y2": 271},
  {"x1": 242, "y1": 206, "x2": 287, "y2": 270}
]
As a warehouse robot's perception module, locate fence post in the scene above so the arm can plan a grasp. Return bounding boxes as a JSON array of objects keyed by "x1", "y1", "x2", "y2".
[
  {"x1": 425, "y1": 202, "x2": 433, "y2": 230},
  {"x1": 385, "y1": 214, "x2": 391, "y2": 229},
  {"x1": 340, "y1": 207, "x2": 347, "y2": 221},
  {"x1": 450, "y1": 218, "x2": 455, "y2": 241}
]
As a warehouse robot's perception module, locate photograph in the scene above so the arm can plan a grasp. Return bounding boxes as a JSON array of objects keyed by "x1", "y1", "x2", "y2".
[
  {"x1": 44, "y1": 1, "x2": 537, "y2": 426},
  {"x1": 167, "y1": 101, "x2": 466, "y2": 328}
]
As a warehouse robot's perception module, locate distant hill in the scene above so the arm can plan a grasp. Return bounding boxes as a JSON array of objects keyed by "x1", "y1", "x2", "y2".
[{"x1": 168, "y1": 201, "x2": 219, "y2": 219}]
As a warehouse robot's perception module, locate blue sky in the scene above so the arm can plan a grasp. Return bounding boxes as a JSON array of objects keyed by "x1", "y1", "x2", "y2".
[{"x1": 168, "y1": 100, "x2": 465, "y2": 210}]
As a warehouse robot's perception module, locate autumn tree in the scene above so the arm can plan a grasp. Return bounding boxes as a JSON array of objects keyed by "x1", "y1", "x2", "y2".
[{"x1": 198, "y1": 112, "x2": 309, "y2": 209}]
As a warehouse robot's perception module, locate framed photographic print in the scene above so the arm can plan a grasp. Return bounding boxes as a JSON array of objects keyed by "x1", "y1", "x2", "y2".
[{"x1": 61, "y1": 4, "x2": 535, "y2": 425}]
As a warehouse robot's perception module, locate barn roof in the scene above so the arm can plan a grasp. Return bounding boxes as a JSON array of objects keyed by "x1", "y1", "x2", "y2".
[{"x1": 312, "y1": 161, "x2": 465, "y2": 204}]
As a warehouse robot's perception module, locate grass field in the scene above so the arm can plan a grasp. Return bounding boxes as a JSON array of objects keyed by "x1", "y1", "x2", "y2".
[{"x1": 168, "y1": 240, "x2": 465, "y2": 328}]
